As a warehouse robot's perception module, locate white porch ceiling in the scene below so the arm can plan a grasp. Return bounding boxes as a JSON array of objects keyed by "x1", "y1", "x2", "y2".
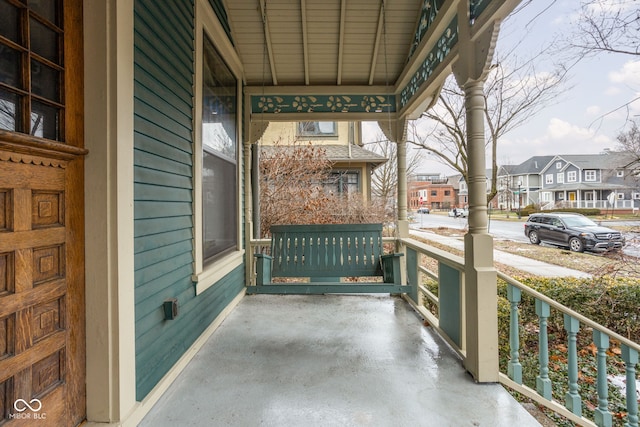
[{"x1": 225, "y1": 0, "x2": 422, "y2": 87}]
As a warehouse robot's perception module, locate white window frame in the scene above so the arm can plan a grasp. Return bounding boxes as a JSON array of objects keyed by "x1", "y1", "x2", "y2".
[
  {"x1": 555, "y1": 161, "x2": 562, "y2": 169},
  {"x1": 585, "y1": 170, "x2": 597, "y2": 181},
  {"x1": 617, "y1": 193, "x2": 624, "y2": 200},
  {"x1": 192, "y1": 0, "x2": 245, "y2": 294},
  {"x1": 545, "y1": 174, "x2": 553, "y2": 184},
  {"x1": 633, "y1": 193, "x2": 640, "y2": 200},
  {"x1": 617, "y1": 170, "x2": 624, "y2": 177},
  {"x1": 557, "y1": 173, "x2": 564, "y2": 184},
  {"x1": 567, "y1": 170, "x2": 577, "y2": 182},
  {"x1": 297, "y1": 121, "x2": 338, "y2": 137}
]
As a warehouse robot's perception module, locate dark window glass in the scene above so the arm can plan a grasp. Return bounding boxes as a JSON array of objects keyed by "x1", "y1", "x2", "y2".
[
  {"x1": 0, "y1": 88, "x2": 20, "y2": 132},
  {"x1": 202, "y1": 34, "x2": 238, "y2": 263},
  {"x1": 31, "y1": 100, "x2": 59, "y2": 139},
  {"x1": 30, "y1": 17, "x2": 60, "y2": 63},
  {"x1": 0, "y1": 1, "x2": 64, "y2": 141},
  {"x1": 0, "y1": 1, "x2": 19, "y2": 43},
  {"x1": 31, "y1": 59, "x2": 60, "y2": 102},
  {"x1": 29, "y1": 0, "x2": 59, "y2": 25},
  {"x1": 0, "y1": 45, "x2": 21, "y2": 87}
]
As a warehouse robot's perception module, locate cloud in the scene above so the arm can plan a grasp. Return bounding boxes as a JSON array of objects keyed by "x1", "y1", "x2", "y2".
[
  {"x1": 609, "y1": 60, "x2": 640, "y2": 86},
  {"x1": 586, "y1": 105, "x2": 601, "y2": 116}
]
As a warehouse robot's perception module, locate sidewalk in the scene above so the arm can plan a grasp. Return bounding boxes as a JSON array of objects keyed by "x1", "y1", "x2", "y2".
[{"x1": 410, "y1": 228, "x2": 591, "y2": 278}]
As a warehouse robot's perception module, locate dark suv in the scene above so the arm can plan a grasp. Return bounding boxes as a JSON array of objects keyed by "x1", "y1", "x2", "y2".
[{"x1": 524, "y1": 213, "x2": 625, "y2": 253}]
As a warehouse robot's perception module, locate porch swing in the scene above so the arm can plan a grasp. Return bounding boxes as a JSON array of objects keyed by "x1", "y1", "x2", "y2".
[{"x1": 247, "y1": 1, "x2": 408, "y2": 295}]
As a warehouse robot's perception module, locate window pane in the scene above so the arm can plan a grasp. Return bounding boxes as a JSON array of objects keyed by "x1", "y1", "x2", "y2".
[
  {"x1": 298, "y1": 121, "x2": 337, "y2": 136},
  {"x1": 201, "y1": 34, "x2": 237, "y2": 264},
  {"x1": 30, "y1": 18, "x2": 60, "y2": 63},
  {"x1": 0, "y1": 89, "x2": 21, "y2": 131},
  {"x1": 203, "y1": 151, "x2": 237, "y2": 261},
  {"x1": 0, "y1": 45, "x2": 21, "y2": 88},
  {"x1": 30, "y1": 100, "x2": 59, "y2": 139},
  {"x1": 0, "y1": 1, "x2": 20, "y2": 43},
  {"x1": 202, "y1": 36, "x2": 236, "y2": 159},
  {"x1": 29, "y1": 0, "x2": 59, "y2": 26},
  {"x1": 31, "y1": 59, "x2": 60, "y2": 102}
]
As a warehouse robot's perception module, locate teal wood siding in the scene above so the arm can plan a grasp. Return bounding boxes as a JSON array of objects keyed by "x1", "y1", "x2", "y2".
[{"x1": 133, "y1": 0, "x2": 245, "y2": 400}]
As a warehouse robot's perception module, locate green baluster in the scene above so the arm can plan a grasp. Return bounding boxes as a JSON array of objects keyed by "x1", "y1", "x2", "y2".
[
  {"x1": 536, "y1": 300, "x2": 552, "y2": 399},
  {"x1": 507, "y1": 285, "x2": 522, "y2": 384},
  {"x1": 593, "y1": 330, "x2": 612, "y2": 427},
  {"x1": 564, "y1": 314, "x2": 582, "y2": 416},
  {"x1": 621, "y1": 345, "x2": 638, "y2": 427}
]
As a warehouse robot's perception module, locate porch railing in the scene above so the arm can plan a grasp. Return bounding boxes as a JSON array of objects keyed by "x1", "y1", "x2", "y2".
[
  {"x1": 545, "y1": 200, "x2": 638, "y2": 210},
  {"x1": 400, "y1": 237, "x2": 639, "y2": 427}
]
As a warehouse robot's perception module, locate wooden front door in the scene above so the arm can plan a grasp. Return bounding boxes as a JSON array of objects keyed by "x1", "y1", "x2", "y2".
[{"x1": 0, "y1": 1, "x2": 85, "y2": 425}]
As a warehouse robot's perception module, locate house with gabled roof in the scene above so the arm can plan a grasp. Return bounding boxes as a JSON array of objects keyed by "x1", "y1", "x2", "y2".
[
  {"x1": 497, "y1": 155, "x2": 554, "y2": 210},
  {"x1": 496, "y1": 152, "x2": 640, "y2": 212}
]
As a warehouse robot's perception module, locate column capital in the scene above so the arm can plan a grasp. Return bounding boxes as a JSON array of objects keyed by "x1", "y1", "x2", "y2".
[{"x1": 452, "y1": 14, "x2": 500, "y2": 86}]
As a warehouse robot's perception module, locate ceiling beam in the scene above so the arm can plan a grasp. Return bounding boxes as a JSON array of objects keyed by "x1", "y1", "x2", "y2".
[
  {"x1": 259, "y1": 0, "x2": 278, "y2": 85},
  {"x1": 337, "y1": 0, "x2": 347, "y2": 85},
  {"x1": 301, "y1": 0, "x2": 310, "y2": 85},
  {"x1": 368, "y1": 1, "x2": 385, "y2": 86}
]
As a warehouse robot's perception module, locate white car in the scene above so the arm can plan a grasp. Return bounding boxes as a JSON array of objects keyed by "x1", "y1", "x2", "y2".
[{"x1": 448, "y1": 208, "x2": 468, "y2": 218}]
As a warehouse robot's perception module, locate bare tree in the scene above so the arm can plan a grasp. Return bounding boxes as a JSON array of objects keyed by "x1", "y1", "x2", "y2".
[
  {"x1": 366, "y1": 132, "x2": 424, "y2": 216},
  {"x1": 559, "y1": 1, "x2": 640, "y2": 122},
  {"x1": 410, "y1": 49, "x2": 569, "y2": 203},
  {"x1": 567, "y1": 1, "x2": 640, "y2": 58},
  {"x1": 616, "y1": 120, "x2": 640, "y2": 156}
]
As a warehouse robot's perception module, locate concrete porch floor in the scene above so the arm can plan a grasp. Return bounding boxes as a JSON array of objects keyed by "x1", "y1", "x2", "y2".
[{"x1": 139, "y1": 294, "x2": 541, "y2": 426}]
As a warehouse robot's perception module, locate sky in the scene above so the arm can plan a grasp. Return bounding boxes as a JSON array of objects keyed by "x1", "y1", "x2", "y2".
[{"x1": 364, "y1": 0, "x2": 640, "y2": 176}]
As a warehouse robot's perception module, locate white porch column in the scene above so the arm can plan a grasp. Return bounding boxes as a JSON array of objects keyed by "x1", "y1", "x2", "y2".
[
  {"x1": 460, "y1": 79, "x2": 499, "y2": 383},
  {"x1": 397, "y1": 138, "x2": 409, "y2": 238},
  {"x1": 452, "y1": 12, "x2": 502, "y2": 382}
]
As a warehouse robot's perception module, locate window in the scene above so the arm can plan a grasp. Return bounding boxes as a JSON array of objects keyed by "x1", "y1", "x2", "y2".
[
  {"x1": 567, "y1": 171, "x2": 577, "y2": 182},
  {"x1": 431, "y1": 190, "x2": 437, "y2": 196},
  {"x1": 617, "y1": 193, "x2": 624, "y2": 200},
  {"x1": 558, "y1": 193, "x2": 564, "y2": 200},
  {"x1": 0, "y1": 1, "x2": 64, "y2": 141},
  {"x1": 633, "y1": 193, "x2": 640, "y2": 200},
  {"x1": 444, "y1": 190, "x2": 451, "y2": 196},
  {"x1": 617, "y1": 170, "x2": 624, "y2": 177},
  {"x1": 298, "y1": 122, "x2": 337, "y2": 136},
  {"x1": 545, "y1": 174, "x2": 553, "y2": 184},
  {"x1": 326, "y1": 171, "x2": 359, "y2": 194},
  {"x1": 201, "y1": 35, "x2": 238, "y2": 264},
  {"x1": 556, "y1": 162, "x2": 562, "y2": 169},
  {"x1": 585, "y1": 170, "x2": 597, "y2": 181},
  {"x1": 557, "y1": 173, "x2": 564, "y2": 183}
]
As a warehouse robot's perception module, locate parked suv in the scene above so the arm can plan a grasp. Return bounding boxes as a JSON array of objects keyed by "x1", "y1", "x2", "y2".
[{"x1": 524, "y1": 213, "x2": 625, "y2": 253}]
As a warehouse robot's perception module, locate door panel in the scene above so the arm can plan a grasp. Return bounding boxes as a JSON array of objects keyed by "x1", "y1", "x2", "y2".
[
  {"x1": 0, "y1": 0, "x2": 85, "y2": 425},
  {"x1": 0, "y1": 160, "x2": 74, "y2": 425}
]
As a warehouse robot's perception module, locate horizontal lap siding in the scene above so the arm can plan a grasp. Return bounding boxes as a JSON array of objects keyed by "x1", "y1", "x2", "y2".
[{"x1": 133, "y1": 0, "x2": 244, "y2": 400}]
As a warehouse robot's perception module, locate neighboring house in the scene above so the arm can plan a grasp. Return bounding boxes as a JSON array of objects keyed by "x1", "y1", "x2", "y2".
[
  {"x1": 408, "y1": 173, "x2": 454, "y2": 210},
  {"x1": 496, "y1": 152, "x2": 640, "y2": 211},
  {"x1": 259, "y1": 121, "x2": 387, "y2": 202},
  {"x1": 538, "y1": 152, "x2": 639, "y2": 210},
  {"x1": 497, "y1": 155, "x2": 554, "y2": 210}
]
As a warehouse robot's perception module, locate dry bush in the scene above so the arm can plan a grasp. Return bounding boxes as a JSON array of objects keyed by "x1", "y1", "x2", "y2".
[{"x1": 258, "y1": 141, "x2": 385, "y2": 236}]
